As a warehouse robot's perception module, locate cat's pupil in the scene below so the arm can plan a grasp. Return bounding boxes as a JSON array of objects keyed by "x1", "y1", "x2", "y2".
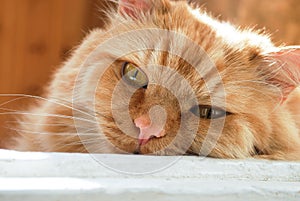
[
  {"x1": 200, "y1": 107, "x2": 211, "y2": 118},
  {"x1": 190, "y1": 105, "x2": 227, "y2": 119},
  {"x1": 129, "y1": 70, "x2": 139, "y2": 80},
  {"x1": 121, "y1": 62, "x2": 148, "y2": 88}
]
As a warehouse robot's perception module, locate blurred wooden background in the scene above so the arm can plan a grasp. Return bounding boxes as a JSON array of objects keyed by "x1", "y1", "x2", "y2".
[{"x1": 0, "y1": 0, "x2": 299, "y2": 146}]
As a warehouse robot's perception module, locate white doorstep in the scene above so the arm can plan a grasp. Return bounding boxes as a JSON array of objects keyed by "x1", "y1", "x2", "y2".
[{"x1": 0, "y1": 149, "x2": 299, "y2": 201}]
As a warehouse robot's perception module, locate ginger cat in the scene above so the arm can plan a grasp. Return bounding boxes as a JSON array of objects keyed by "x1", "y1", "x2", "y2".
[{"x1": 5, "y1": 0, "x2": 300, "y2": 160}]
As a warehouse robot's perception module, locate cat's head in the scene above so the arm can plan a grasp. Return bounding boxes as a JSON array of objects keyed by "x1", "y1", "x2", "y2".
[{"x1": 76, "y1": 0, "x2": 300, "y2": 158}]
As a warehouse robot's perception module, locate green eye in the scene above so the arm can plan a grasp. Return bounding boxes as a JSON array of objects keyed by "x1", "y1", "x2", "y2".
[
  {"x1": 121, "y1": 62, "x2": 148, "y2": 88},
  {"x1": 190, "y1": 105, "x2": 229, "y2": 119}
]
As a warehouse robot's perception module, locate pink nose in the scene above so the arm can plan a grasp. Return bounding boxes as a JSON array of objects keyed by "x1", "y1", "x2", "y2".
[{"x1": 134, "y1": 114, "x2": 166, "y2": 146}]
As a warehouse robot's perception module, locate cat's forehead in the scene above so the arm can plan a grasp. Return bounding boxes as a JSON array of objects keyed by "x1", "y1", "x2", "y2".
[
  {"x1": 108, "y1": 3, "x2": 261, "y2": 66},
  {"x1": 93, "y1": 1, "x2": 277, "y2": 112},
  {"x1": 107, "y1": 0, "x2": 274, "y2": 61}
]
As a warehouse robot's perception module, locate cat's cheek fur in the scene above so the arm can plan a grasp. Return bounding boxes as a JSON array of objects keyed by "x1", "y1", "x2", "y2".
[{"x1": 190, "y1": 118, "x2": 256, "y2": 159}]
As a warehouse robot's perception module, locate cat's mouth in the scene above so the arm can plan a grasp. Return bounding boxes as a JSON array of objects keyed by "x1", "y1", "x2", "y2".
[
  {"x1": 134, "y1": 135, "x2": 157, "y2": 154},
  {"x1": 132, "y1": 133, "x2": 185, "y2": 155}
]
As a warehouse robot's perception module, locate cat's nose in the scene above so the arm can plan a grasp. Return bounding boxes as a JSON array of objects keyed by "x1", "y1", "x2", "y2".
[{"x1": 134, "y1": 114, "x2": 166, "y2": 146}]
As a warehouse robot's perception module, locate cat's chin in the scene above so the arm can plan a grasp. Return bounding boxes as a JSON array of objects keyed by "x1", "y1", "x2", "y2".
[{"x1": 137, "y1": 144, "x2": 189, "y2": 156}]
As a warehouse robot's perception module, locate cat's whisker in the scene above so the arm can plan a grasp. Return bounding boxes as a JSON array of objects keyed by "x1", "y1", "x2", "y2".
[
  {"x1": 63, "y1": 137, "x2": 104, "y2": 146},
  {"x1": 7, "y1": 126, "x2": 99, "y2": 136},
  {"x1": 0, "y1": 105, "x2": 99, "y2": 123},
  {"x1": 0, "y1": 94, "x2": 97, "y2": 119},
  {"x1": 0, "y1": 96, "x2": 30, "y2": 108},
  {"x1": 4, "y1": 120, "x2": 87, "y2": 129},
  {"x1": 0, "y1": 110, "x2": 97, "y2": 124}
]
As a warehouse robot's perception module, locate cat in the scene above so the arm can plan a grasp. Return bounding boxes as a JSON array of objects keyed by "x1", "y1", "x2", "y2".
[{"x1": 6, "y1": 0, "x2": 300, "y2": 160}]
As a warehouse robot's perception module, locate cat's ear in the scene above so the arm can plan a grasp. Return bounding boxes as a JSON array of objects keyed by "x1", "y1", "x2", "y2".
[
  {"x1": 262, "y1": 46, "x2": 300, "y2": 100},
  {"x1": 118, "y1": 0, "x2": 170, "y2": 19}
]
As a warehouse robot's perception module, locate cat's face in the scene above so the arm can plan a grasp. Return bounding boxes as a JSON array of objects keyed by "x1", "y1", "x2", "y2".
[{"x1": 75, "y1": 0, "x2": 300, "y2": 158}]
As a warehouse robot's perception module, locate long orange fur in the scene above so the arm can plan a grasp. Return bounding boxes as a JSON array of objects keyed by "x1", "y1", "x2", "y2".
[{"x1": 5, "y1": 0, "x2": 300, "y2": 160}]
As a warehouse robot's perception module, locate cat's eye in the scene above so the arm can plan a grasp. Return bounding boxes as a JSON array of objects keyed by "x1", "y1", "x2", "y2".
[
  {"x1": 190, "y1": 105, "x2": 228, "y2": 119},
  {"x1": 121, "y1": 62, "x2": 148, "y2": 88}
]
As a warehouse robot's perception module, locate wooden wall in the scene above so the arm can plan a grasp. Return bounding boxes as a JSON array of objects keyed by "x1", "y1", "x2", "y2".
[
  {"x1": 206, "y1": 0, "x2": 300, "y2": 45},
  {"x1": 0, "y1": 0, "x2": 105, "y2": 97},
  {"x1": 0, "y1": 0, "x2": 108, "y2": 144},
  {"x1": 0, "y1": 0, "x2": 299, "y2": 145}
]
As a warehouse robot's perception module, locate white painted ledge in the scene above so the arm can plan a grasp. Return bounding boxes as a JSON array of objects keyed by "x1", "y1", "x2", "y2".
[{"x1": 0, "y1": 149, "x2": 299, "y2": 201}]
